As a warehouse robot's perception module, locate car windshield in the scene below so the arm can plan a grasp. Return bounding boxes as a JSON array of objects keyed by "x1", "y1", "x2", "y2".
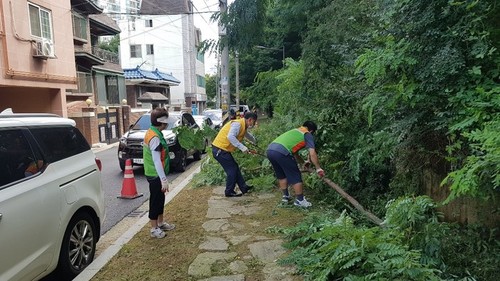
[
  {"x1": 132, "y1": 114, "x2": 180, "y2": 130},
  {"x1": 203, "y1": 111, "x2": 222, "y2": 122}
]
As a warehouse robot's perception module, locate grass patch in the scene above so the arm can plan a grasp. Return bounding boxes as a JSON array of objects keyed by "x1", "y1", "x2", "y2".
[{"x1": 92, "y1": 185, "x2": 306, "y2": 280}]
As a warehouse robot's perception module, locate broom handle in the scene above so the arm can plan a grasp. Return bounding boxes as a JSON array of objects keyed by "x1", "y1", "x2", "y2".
[{"x1": 322, "y1": 177, "x2": 384, "y2": 226}]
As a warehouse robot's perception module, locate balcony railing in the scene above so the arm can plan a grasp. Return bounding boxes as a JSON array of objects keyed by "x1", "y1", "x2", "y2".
[
  {"x1": 74, "y1": 45, "x2": 120, "y2": 64},
  {"x1": 92, "y1": 47, "x2": 120, "y2": 64}
]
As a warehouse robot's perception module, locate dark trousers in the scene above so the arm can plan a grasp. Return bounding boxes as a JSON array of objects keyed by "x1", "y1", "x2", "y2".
[
  {"x1": 147, "y1": 176, "x2": 165, "y2": 220},
  {"x1": 212, "y1": 146, "x2": 248, "y2": 194}
]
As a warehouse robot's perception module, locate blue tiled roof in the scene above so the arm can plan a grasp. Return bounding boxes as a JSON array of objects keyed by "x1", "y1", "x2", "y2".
[{"x1": 123, "y1": 66, "x2": 181, "y2": 84}]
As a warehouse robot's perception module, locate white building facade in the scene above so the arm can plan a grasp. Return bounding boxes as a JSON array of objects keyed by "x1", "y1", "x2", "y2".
[{"x1": 99, "y1": 0, "x2": 207, "y2": 112}]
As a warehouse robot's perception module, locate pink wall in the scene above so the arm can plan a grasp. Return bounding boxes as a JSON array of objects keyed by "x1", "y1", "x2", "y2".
[
  {"x1": 0, "y1": 0, "x2": 76, "y2": 89},
  {"x1": 0, "y1": 86, "x2": 65, "y2": 116},
  {"x1": 0, "y1": 0, "x2": 76, "y2": 116}
]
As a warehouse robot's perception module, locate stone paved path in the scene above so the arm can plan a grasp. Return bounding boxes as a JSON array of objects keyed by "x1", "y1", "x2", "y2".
[{"x1": 187, "y1": 186, "x2": 300, "y2": 281}]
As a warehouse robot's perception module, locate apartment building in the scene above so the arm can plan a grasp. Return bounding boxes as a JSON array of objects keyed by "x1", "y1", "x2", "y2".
[
  {"x1": 0, "y1": 0, "x2": 132, "y2": 145},
  {"x1": 100, "y1": 0, "x2": 207, "y2": 112}
]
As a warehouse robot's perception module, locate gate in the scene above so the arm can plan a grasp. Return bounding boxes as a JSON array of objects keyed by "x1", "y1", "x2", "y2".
[{"x1": 98, "y1": 108, "x2": 119, "y2": 144}]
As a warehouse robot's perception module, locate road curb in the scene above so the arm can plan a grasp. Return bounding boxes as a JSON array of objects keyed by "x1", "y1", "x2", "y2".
[{"x1": 74, "y1": 161, "x2": 202, "y2": 281}]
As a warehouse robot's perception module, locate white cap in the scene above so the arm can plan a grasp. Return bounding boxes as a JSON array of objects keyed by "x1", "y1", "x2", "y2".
[{"x1": 157, "y1": 116, "x2": 169, "y2": 123}]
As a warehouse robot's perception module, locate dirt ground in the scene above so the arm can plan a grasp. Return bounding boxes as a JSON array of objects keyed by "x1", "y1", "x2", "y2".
[{"x1": 91, "y1": 185, "x2": 306, "y2": 281}]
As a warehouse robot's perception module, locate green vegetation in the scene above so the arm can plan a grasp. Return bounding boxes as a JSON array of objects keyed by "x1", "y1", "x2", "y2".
[{"x1": 195, "y1": 0, "x2": 499, "y2": 279}]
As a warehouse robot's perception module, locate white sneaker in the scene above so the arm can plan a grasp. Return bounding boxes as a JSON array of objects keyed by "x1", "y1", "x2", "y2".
[
  {"x1": 281, "y1": 195, "x2": 291, "y2": 203},
  {"x1": 158, "y1": 222, "x2": 176, "y2": 231},
  {"x1": 150, "y1": 227, "x2": 165, "y2": 239},
  {"x1": 294, "y1": 198, "x2": 312, "y2": 208}
]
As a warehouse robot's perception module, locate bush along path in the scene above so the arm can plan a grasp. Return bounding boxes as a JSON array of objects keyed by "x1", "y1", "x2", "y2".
[{"x1": 187, "y1": 186, "x2": 303, "y2": 281}]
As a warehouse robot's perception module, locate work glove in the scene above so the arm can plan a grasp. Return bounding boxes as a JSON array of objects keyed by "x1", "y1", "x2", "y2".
[
  {"x1": 316, "y1": 168, "x2": 325, "y2": 178},
  {"x1": 161, "y1": 178, "x2": 170, "y2": 193},
  {"x1": 241, "y1": 146, "x2": 249, "y2": 153}
]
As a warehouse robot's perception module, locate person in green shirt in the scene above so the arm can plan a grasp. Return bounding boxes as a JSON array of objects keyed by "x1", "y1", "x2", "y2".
[
  {"x1": 143, "y1": 108, "x2": 176, "y2": 238},
  {"x1": 266, "y1": 121, "x2": 325, "y2": 207}
]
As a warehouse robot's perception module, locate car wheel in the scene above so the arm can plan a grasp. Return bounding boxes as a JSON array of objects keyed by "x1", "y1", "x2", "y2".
[
  {"x1": 175, "y1": 149, "x2": 187, "y2": 172},
  {"x1": 193, "y1": 149, "x2": 202, "y2": 160},
  {"x1": 56, "y1": 212, "x2": 97, "y2": 279},
  {"x1": 119, "y1": 159, "x2": 126, "y2": 171}
]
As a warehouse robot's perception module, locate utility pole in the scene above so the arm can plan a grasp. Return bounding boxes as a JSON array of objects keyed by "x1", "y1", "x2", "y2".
[
  {"x1": 219, "y1": 0, "x2": 230, "y2": 112},
  {"x1": 216, "y1": 53, "x2": 220, "y2": 108},
  {"x1": 235, "y1": 51, "x2": 239, "y2": 107}
]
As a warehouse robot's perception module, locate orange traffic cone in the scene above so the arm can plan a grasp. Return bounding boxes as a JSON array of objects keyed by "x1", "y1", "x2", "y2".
[{"x1": 118, "y1": 159, "x2": 143, "y2": 199}]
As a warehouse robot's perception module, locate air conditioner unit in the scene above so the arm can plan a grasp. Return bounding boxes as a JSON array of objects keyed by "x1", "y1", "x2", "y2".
[{"x1": 33, "y1": 39, "x2": 55, "y2": 59}]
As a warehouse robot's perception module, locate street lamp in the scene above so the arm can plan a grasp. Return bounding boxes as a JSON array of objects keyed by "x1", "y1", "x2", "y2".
[{"x1": 255, "y1": 45, "x2": 285, "y2": 67}]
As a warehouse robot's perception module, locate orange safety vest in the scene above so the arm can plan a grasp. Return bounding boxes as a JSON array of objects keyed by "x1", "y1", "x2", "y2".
[{"x1": 272, "y1": 126, "x2": 309, "y2": 153}]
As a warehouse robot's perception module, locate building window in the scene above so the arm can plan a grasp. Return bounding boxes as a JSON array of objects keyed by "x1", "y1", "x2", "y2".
[
  {"x1": 28, "y1": 3, "x2": 53, "y2": 41},
  {"x1": 196, "y1": 75, "x2": 206, "y2": 88},
  {"x1": 72, "y1": 13, "x2": 88, "y2": 41},
  {"x1": 128, "y1": 17, "x2": 136, "y2": 31},
  {"x1": 146, "y1": 44, "x2": 154, "y2": 55},
  {"x1": 145, "y1": 19, "x2": 153, "y2": 27},
  {"x1": 106, "y1": 76, "x2": 119, "y2": 104},
  {"x1": 130, "y1": 45, "x2": 141, "y2": 58},
  {"x1": 196, "y1": 51, "x2": 204, "y2": 63}
]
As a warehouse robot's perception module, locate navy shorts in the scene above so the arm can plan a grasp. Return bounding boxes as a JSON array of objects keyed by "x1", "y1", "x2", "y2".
[{"x1": 266, "y1": 149, "x2": 302, "y2": 185}]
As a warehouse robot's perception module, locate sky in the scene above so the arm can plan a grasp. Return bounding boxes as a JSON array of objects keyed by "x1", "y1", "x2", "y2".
[{"x1": 191, "y1": 0, "x2": 232, "y2": 75}]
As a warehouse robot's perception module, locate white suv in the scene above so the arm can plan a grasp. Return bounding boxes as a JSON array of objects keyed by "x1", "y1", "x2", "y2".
[{"x1": 0, "y1": 110, "x2": 105, "y2": 280}]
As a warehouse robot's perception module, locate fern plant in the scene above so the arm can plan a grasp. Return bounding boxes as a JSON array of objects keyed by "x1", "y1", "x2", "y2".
[{"x1": 277, "y1": 210, "x2": 442, "y2": 280}]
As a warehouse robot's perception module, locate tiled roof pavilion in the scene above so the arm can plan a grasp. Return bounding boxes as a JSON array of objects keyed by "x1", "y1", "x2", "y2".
[{"x1": 123, "y1": 66, "x2": 181, "y2": 85}]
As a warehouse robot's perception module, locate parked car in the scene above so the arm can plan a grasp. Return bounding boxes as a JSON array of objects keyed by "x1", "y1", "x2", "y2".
[
  {"x1": 230, "y1": 104, "x2": 250, "y2": 116},
  {"x1": 117, "y1": 111, "x2": 202, "y2": 172},
  {"x1": 193, "y1": 115, "x2": 215, "y2": 153},
  {"x1": 202, "y1": 109, "x2": 223, "y2": 129},
  {"x1": 0, "y1": 109, "x2": 105, "y2": 281},
  {"x1": 193, "y1": 115, "x2": 215, "y2": 130}
]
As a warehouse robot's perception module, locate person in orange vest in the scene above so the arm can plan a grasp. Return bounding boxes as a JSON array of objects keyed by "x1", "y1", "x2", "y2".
[
  {"x1": 266, "y1": 121, "x2": 324, "y2": 207},
  {"x1": 143, "y1": 108, "x2": 175, "y2": 239},
  {"x1": 212, "y1": 112, "x2": 258, "y2": 197}
]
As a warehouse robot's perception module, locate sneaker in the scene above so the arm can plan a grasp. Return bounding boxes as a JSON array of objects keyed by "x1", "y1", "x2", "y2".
[
  {"x1": 281, "y1": 195, "x2": 291, "y2": 203},
  {"x1": 240, "y1": 185, "x2": 253, "y2": 194},
  {"x1": 150, "y1": 227, "x2": 165, "y2": 239},
  {"x1": 158, "y1": 222, "x2": 176, "y2": 231},
  {"x1": 294, "y1": 198, "x2": 312, "y2": 208},
  {"x1": 225, "y1": 192, "x2": 243, "y2": 197}
]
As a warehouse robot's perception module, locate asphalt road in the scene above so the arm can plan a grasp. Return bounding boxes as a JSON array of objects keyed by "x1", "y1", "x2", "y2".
[
  {"x1": 40, "y1": 145, "x2": 200, "y2": 281},
  {"x1": 96, "y1": 145, "x2": 197, "y2": 235}
]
